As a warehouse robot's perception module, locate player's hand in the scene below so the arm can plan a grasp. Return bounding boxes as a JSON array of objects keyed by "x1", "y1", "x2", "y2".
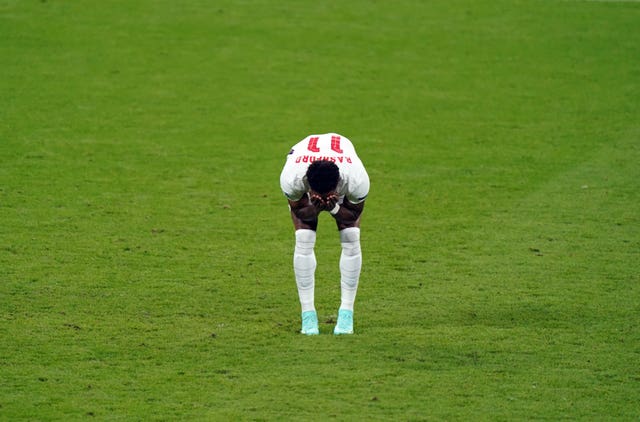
[
  {"x1": 310, "y1": 193, "x2": 326, "y2": 211},
  {"x1": 324, "y1": 193, "x2": 339, "y2": 211}
]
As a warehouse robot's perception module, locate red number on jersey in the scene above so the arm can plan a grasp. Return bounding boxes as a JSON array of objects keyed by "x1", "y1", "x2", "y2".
[
  {"x1": 331, "y1": 135, "x2": 343, "y2": 153},
  {"x1": 307, "y1": 135, "x2": 344, "y2": 153},
  {"x1": 307, "y1": 137, "x2": 320, "y2": 152}
]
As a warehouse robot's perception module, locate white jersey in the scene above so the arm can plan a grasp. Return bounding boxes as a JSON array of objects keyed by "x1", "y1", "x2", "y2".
[{"x1": 280, "y1": 133, "x2": 370, "y2": 204}]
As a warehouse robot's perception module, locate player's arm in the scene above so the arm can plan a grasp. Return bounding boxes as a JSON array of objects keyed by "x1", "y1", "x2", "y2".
[
  {"x1": 288, "y1": 194, "x2": 321, "y2": 230},
  {"x1": 328, "y1": 195, "x2": 365, "y2": 229}
]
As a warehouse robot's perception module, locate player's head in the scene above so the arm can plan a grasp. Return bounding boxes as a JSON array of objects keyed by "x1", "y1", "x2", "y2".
[{"x1": 306, "y1": 160, "x2": 340, "y2": 195}]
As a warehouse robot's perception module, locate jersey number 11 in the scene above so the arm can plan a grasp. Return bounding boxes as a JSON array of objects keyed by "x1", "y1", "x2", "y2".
[{"x1": 307, "y1": 136, "x2": 344, "y2": 154}]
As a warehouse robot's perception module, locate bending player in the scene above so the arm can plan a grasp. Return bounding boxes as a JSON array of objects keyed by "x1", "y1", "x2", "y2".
[{"x1": 279, "y1": 133, "x2": 370, "y2": 335}]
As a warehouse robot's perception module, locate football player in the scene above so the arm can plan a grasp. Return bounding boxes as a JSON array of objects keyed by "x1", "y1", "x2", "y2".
[{"x1": 280, "y1": 133, "x2": 370, "y2": 335}]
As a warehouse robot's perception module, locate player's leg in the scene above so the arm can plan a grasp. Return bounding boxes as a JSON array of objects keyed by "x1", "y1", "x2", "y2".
[
  {"x1": 334, "y1": 223, "x2": 362, "y2": 335},
  {"x1": 291, "y1": 210, "x2": 319, "y2": 335}
]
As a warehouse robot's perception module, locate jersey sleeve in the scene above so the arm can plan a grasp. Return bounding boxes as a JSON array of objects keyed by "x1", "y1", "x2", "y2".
[
  {"x1": 279, "y1": 162, "x2": 305, "y2": 201},
  {"x1": 345, "y1": 165, "x2": 370, "y2": 204}
]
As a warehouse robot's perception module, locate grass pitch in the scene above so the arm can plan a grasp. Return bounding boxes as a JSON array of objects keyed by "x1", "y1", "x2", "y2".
[{"x1": 1, "y1": 0, "x2": 639, "y2": 420}]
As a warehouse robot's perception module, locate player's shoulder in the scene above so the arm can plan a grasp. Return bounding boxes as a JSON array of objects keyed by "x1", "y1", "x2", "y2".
[{"x1": 279, "y1": 166, "x2": 307, "y2": 200}]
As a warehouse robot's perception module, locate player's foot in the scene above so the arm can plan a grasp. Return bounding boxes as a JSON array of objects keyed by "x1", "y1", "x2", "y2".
[
  {"x1": 301, "y1": 310, "x2": 319, "y2": 335},
  {"x1": 333, "y1": 309, "x2": 354, "y2": 335}
]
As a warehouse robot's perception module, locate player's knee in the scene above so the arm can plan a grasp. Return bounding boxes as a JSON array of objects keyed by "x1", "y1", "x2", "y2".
[
  {"x1": 295, "y1": 229, "x2": 316, "y2": 255},
  {"x1": 341, "y1": 275, "x2": 359, "y2": 290},
  {"x1": 295, "y1": 272, "x2": 314, "y2": 289},
  {"x1": 340, "y1": 227, "x2": 361, "y2": 257}
]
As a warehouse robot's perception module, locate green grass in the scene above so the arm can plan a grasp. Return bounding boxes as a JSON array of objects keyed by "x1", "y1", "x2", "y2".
[{"x1": 1, "y1": 0, "x2": 639, "y2": 420}]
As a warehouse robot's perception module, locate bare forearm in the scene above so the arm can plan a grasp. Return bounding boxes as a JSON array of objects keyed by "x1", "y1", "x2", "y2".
[
  {"x1": 330, "y1": 199, "x2": 365, "y2": 227},
  {"x1": 330, "y1": 206, "x2": 360, "y2": 225}
]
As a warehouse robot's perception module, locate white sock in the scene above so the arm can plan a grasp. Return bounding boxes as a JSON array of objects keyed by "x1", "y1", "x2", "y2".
[
  {"x1": 339, "y1": 227, "x2": 361, "y2": 311},
  {"x1": 294, "y1": 229, "x2": 317, "y2": 313}
]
